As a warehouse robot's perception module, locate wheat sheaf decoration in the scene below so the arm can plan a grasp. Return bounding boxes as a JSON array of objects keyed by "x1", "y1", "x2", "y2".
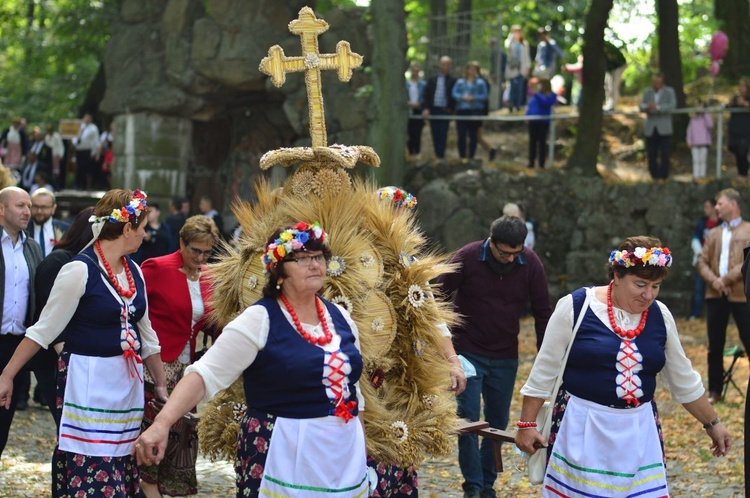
[{"x1": 199, "y1": 7, "x2": 460, "y2": 468}]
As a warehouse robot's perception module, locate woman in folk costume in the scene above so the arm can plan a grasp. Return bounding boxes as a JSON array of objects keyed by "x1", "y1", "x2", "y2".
[
  {"x1": 189, "y1": 7, "x2": 461, "y2": 496},
  {"x1": 136, "y1": 222, "x2": 370, "y2": 497},
  {"x1": 515, "y1": 236, "x2": 731, "y2": 497},
  {"x1": 0, "y1": 189, "x2": 167, "y2": 498}
]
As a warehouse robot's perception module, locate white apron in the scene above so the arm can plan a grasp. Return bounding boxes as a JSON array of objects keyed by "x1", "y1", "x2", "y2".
[
  {"x1": 58, "y1": 354, "x2": 144, "y2": 457},
  {"x1": 543, "y1": 394, "x2": 668, "y2": 498},
  {"x1": 259, "y1": 414, "x2": 369, "y2": 497}
]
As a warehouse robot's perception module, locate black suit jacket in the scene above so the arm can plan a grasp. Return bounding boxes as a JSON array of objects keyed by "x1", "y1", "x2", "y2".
[{"x1": 422, "y1": 74, "x2": 457, "y2": 112}]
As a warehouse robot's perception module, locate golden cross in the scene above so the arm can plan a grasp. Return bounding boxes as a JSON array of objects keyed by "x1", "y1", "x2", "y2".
[{"x1": 259, "y1": 7, "x2": 363, "y2": 148}]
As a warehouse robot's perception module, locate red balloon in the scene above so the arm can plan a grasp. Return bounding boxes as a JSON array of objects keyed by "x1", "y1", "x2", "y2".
[
  {"x1": 711, "y1": 60, "x2": 721, "y2": 78},
  {"x1": 710, "y1": 31, "x2": 729, "y2": 62}
]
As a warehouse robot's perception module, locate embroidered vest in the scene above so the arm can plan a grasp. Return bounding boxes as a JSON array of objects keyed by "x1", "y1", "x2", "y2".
[
  {"x1": 62, "y1": 247, "x2": 146, "y2": 357},
  {"x1": 243, "y1": 297, "x2": 362, "y2": 419},
  {"x1": 563, "y1": 287, "x2": 667, "y2": 407}
]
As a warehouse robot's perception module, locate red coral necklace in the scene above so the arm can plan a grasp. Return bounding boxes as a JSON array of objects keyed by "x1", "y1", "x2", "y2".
[
  {"x1": 607, "y1": 282, "x2": 648, "y2": 340},
  {"x1": 280, "y1": 294, "x2": 333, "y2": 346},
  {"x1": 94, "y1": 240, "x2": 136, "y2": 299}
]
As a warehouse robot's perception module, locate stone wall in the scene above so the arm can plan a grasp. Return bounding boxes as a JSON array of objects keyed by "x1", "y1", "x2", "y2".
[
  {"x1": 101, "y1": 0, "x2": 372, "y2": 211},
  {"x1": 406, "y1": 161, "x2": 739, "y2": 314}
]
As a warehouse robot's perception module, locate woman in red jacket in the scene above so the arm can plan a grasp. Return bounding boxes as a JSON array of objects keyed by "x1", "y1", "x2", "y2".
[{"x1": 139, "y1": 215, "x2": 220, "y2": 498}]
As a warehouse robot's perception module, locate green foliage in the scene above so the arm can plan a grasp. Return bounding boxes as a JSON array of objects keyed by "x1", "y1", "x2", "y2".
[
  {"x1": 0, "y1": 0, "x2": 117, "y2": 127},
  {"x1": 616, "y1": 0, "x2": 719, "y2": 96},
  {"x1": 405, "y1": 0, "x2": 589, "y2": 66},
  {"x1": 316, "y1": 0, "x2": 361, "y2": 13}
]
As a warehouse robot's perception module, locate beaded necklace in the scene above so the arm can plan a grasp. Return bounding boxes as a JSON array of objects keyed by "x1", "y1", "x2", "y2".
[
  {"x1": 280, "y1": 294, "x2": 333, "y2": 346},
  {"x1": 94, "y1": 240, "x2": 135, "y2": 299},
  {"x1": 607, "y1": 282, "x2": 648, "y2": 340}
]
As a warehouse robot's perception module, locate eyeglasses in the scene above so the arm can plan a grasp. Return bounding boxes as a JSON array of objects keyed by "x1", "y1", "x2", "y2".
[
  {"x1": 291, "y1": 254, "x2": 327, "y2": 266},
  {"x1": 492, "y1": 242, "x2": 523, "y2": 257},
  {"x1": 31, "y1": 204, "x2": 54, "y2": 211},
  {"x1": 187, "y1": 243, "x2": 213, "y2": 258}
]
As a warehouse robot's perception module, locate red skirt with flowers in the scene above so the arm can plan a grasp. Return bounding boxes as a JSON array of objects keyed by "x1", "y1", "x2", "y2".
[{"x1": 52, "y1": 351, "x2": 140, "y2": 498}]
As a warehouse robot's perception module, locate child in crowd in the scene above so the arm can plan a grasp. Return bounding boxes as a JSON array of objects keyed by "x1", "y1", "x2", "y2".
[
  {"x1": 526, "y1": 78, "x2": 557, "y2": 168},
  {"x1": 686, "y1": 100, "x2": 714, "y2": 179}
]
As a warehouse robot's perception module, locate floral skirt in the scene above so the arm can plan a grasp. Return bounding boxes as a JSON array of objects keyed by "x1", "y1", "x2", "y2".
[
  {"x1": 141, "y1": 360, "x2": 198, "y2": 496},
  {"x1": 234, "y1": 408, "x2": 276, "y2": 498},
  {"x1": 52, "y1": 352, "x2": 140, "y2": 498},
  {"x1": 547, "y1": 389, "x2": 666, "y2": 467},
  {"x1": 367, "y1": 457, "x2": 419, "y2": 497}
]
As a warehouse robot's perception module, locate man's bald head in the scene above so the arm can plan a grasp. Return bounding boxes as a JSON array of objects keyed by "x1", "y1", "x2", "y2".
[
  {"x1": 439, "y1": 56, "x2": 452, "y2": 75},
  {"x1": 0, "y1": 186, "x2": 27, "y2": 206},
  {"x1": 0, "y1": 187, "x2": 32, "y2": 239}
]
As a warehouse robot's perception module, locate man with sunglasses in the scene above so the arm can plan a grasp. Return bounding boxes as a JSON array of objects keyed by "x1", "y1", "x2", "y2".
[{"x1": 437, "y1": 215, "x2": 552, "y2": 498}]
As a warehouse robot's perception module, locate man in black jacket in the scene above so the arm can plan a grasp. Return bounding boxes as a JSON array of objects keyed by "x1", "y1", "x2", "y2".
[
  {"x1": 422, "y1": 56, "x2": 456, "y2": 159},
  {"x1": 0, "y1": 187, "x2": 42, "y2": 457}
]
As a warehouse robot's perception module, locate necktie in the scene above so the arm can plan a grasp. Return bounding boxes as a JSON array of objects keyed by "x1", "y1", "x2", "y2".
[{"x1": 38, "y1": 226, "x2": 46, "y2": 257}]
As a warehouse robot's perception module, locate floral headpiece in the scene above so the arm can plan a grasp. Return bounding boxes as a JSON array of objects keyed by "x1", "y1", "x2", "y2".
[
  {"x1": 89, "y1": 190, "x2": 148, "y2": 225},
  {"x1": 262, "y1": 221, "x2": 327, "y2": 272},
  {"x1": 376, "y1": 186, "x2": 417, "y2": 210},
  {"x1": 609, "y1": 246, "x2": 672, "y2": 268}
]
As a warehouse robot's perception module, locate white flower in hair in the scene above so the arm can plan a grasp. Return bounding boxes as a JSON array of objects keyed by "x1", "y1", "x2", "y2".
[{"x1": 633, "y1": 247, "x2": 647, "y2": 258}]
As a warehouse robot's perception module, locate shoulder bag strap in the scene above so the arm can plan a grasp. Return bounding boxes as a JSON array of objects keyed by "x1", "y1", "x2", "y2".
[
  {"x1": 540, "y1": 289, "x2": 591, "y2": 439},
  {"x1": 551, "y1": 289, "x2": 591, "y2": 399}
]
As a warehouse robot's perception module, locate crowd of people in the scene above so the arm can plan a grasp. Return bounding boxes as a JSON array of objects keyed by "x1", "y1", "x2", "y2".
[
  {"x1": 0, "y1": 112, "x2": 114, "y2": 194},
  {"x1": 0, "y1": 23, "x2": 748, "y2": 498},
  {"x1": 407, "y1": 28, "x2": 750, "y2": 182},
  {"x1": 0, "y1": 180, "x2": 742, "y2": 497}
]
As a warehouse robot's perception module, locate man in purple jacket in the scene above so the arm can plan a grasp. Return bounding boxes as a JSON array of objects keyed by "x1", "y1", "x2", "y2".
[{"x1": 437, "y1": 215, "x2": 552, "y2": 498}]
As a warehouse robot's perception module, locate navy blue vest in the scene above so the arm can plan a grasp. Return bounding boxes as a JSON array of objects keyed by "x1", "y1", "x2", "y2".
[
  {"x1": 562, "y1": 287, "x2": 667, "y2": 407},
  {"x1": 243, "y1": 298, "x2": 363, "y2": 419},
  {"x1": 62, "y1": 247, "x2": 146, "y2": 357}
]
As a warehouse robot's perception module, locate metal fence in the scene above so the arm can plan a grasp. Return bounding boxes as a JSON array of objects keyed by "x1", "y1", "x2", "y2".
[{"x1": 412, "y1": 106, "x2": 750, "y2": 177}]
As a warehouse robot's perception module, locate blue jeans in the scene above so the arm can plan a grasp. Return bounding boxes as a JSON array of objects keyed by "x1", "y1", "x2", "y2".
[
  {"x1": 509, "y1": 76, "x2": 526, "y2": 108},
  {"x1": 428, "y1": 108, "x2": 451, "y2": 158},
  {"x1": 691, "y1": 268, "x2": 706, "y2": 318},
  {"x1": 456, "y1": 352, "x2": 518, "y2": 496}
]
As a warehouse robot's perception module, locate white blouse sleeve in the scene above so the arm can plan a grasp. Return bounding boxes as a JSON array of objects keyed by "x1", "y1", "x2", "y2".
[
  {"x1": 333, "y1": 303, "x2": 366, "y2": 411},
  {"x1": 25, "y1": 261, "x2": 88, "y2": 348},
  {"x1": 437, "y1": 323, "x2": 452, "y2": 338},
  {"x1": 656, "y1": 302, "x2": 705, "y2": 403},
  {"x1": 520, "y1": 293, "x2": 575, "y2": 399},
  {"x1": 184, "y1": 305, "x2": 270, "y2": 402},
  {"x1": 132, "y1": 264, "x2": 161, "y2": 360}
]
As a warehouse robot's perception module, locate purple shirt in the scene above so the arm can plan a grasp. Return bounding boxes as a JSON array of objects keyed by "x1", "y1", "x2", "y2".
[{"x1": 436, "y1": 239, "x2": 552, "y2": 359}]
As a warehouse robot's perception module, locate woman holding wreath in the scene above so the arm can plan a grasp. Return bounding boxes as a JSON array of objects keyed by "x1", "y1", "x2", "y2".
[
  {"x1": 515, "y1": 236, "x2": 731, "y2": 497},
  {"x1": 139, "y1": 214, "x2": 220, "y2": 498},
  {"x1": 135, "y1": 221, "x2": 369, "y2": 497},
  {"x1": 0, "y1": 189, "x2": 167, "y2": 497}
]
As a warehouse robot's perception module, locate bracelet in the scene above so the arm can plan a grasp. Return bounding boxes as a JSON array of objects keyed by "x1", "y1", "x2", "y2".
[
  {"x1": 702, "y1": 417, "x2": 721, "y2": 430},
  {"x1": 446, "y1": 354, "x2": 458, "y2": 361},
  {"x1": 516, "y1": 421, "x2": 537, "y2": 429}
]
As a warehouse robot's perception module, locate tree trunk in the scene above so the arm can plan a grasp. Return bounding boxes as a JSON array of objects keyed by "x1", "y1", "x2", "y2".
[
  {"x1": 370, "y1": 0, "x2": 408, "y2": 186},
  {"x1": 565, "y1": 0, "x2": 614, "y2": 175},
  {"x1": 715, "y1": 0, "x2": 750, "y2": 80},
  {"x1": 427, "y1": 0, "x2": 447, "y2": 73},
  {"x1": 656, "y1": 0, "x2": 687, "y2": 140}
]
